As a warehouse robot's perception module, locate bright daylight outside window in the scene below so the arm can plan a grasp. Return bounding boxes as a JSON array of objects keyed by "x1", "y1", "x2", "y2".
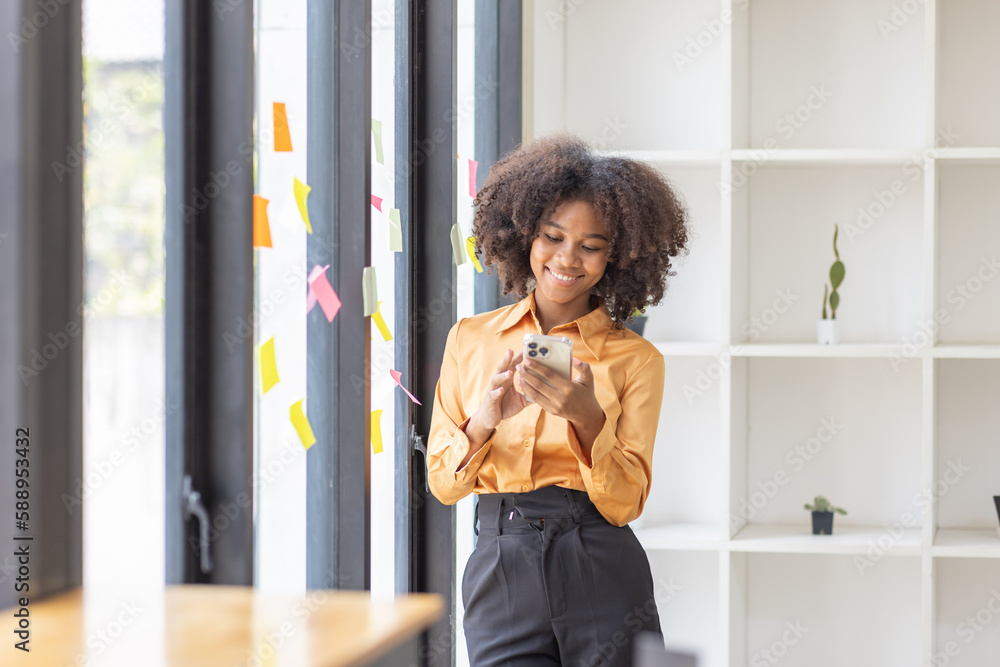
[{"x1": 81, "y1": 0, "x2": 166, "y2": 591}]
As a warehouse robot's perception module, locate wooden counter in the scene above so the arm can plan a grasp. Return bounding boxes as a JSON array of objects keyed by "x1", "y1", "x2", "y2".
[{"x1": 0, "y1": 585, "x2": 444, "y2": 666}]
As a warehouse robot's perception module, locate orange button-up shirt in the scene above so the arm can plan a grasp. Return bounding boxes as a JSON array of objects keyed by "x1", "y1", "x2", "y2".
[{"x1": 426, "y1": 289, "x2": 665, "y2": 527}]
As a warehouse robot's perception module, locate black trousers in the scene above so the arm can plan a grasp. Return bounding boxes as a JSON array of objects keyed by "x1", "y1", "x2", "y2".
[{"x1": 462, "y1": 485, "x2": 663, "y2": 667}]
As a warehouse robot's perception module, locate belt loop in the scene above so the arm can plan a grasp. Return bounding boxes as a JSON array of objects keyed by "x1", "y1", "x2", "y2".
[{"x1": 563, "y1": 488, "x2": 582, "y2": 524}]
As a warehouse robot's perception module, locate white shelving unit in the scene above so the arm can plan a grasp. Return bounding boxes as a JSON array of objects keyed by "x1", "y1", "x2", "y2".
[{"x1": 524, "y1": 1, "x2": 1000, "y2": 665}]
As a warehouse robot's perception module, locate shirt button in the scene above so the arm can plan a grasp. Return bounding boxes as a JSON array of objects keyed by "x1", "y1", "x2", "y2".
[
  {"x1": 523, "y1": 438, "x2": 530, "y2": 447},
  {"x1": 521, "y1": 484, "x2": 529, "y2": 492}
]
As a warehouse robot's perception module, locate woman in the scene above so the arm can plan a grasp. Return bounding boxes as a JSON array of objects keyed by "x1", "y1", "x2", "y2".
[{"x1": 427, "y1": 134, "x2": 690, "y2": 667}]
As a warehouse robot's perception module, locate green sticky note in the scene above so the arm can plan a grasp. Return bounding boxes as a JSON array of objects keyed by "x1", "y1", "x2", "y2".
[
  {"x1": 362, "y1": 266, "x2": 377, "y2": 317},
  {"x1": 450, "y1": 223, "x2": 467, "y2": 266},
  {"x1": 371, "y1": 119, "x2": 384, "y2": 165},
  {"x1": 388, "y1": 208, "x2": 402, "y2": 252}
]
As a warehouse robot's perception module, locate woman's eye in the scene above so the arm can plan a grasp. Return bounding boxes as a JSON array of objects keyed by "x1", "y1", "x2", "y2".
[
  {"x1": 545, "y1": 234, "x2": 560, "y2": 243},
  {"x1": 582, "y1": 246, "x2": 597, "y2": 252}
]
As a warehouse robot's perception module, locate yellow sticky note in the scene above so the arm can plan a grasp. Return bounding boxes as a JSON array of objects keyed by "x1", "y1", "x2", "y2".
[
  {"x1": 290, "y1": 400, "x2": 316, "y2": 450},
  {"x1": 450, "y1": 223, "x2": 467, "y2": 266},
  {"x1": 293, "y1": 177, "x2": 312, "y2": 234},
  {"x1": 371, "y1": 119, "x2": 384, "y2": 164},
  {"x1": 387, "y1": 208, "x2": 402, "y2": 252},
  {"x1": 466, "y1": 236, "x2": 483, "y2": 273},
  {"x1": 362, "y1": 266, "x2": 377, "y2": 317},
  {"x1": 372, "y1": 300, "x2": 392, "y2": 341},
  {"x1": 371, "y1": 409, "x2": 383, "y2": 454},
  {"x1": 260, "y1": 338, "x2": 279, "y2": 393}
]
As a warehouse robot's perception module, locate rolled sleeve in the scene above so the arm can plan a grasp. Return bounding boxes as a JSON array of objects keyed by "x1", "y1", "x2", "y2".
[
  {"x1": 566, "y1": 353, "x2": 665, "y2": 526},
  {"x1": 426, "y1": 320, "x2": 497, "y2": 505}
]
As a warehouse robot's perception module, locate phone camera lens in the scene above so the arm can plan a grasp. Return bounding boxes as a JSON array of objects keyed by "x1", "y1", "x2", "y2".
[
  {"x1": 528, "y1": 350, "x2": 537, "y2": 357},
  {"x1": 528, "y1": 342, "x2": 537, "y2": 350},
  {"x1": 539, "y1": 347, "x2": 548, "y2": 356}
]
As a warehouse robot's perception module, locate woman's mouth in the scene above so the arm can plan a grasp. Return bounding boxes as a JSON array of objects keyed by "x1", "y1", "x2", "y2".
[{"x1": 546, "y1": 267, "x2": 582, "y2": 286}]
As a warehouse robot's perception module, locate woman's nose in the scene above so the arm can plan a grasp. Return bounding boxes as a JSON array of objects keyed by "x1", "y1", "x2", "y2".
[{"x1": 554, "y1": 246, "x2": 581, "y2": 268}]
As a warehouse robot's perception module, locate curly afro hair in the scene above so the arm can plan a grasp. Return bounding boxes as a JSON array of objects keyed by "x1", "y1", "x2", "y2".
[{"x1": 471, "y1": 133, "x2": 690, "y2": 333}]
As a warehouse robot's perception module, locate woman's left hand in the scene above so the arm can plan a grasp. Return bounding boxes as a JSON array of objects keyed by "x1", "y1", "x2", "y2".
[{"x1": 515, "y1": 356, "x2": 602, "y2": 425}]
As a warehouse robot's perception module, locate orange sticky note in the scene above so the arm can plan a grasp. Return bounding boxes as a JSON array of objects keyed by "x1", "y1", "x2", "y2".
[
  {"x1": 260, "y1": 337, "x2": 279, "y2": 393},
  {"x1": 371, "y1": 194, "x2": 383, "y2": 212},
  {"x1": 390, "y1": 369, "x2": 421, "y2": 405},
  {"x1": 253, "y1": 195, "x2": 272, "y2": 248},
  {"x1": 468, "y1": 159, "x2": 478, "y2": 198},
  {"x1": 273, "y1": 102, "x2": 293, "y2": 151},
  {"x1": 371, "y1": 409, "x2": 384, "y2": 454},
  {"x1": 290, "y1": 399, "x2": 316, "y2": 450}
]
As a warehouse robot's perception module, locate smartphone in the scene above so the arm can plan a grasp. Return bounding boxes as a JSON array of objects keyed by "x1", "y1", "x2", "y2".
[{"x1": 522, "y1": 334, "x2": 573, "y2": 402}]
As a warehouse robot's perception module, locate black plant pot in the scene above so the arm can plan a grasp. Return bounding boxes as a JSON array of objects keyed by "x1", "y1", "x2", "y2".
[
  {"x1": 811, "y1": 511, "x2": 834, "y2": 535},
  {"x1": 624, "y1": 315, "x2": 647, "y2": 337}
]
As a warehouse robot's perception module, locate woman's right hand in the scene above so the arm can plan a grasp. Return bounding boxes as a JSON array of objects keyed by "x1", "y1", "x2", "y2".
[{"x1": 471, "y1": 348, "x2": 530, "y2": 432}]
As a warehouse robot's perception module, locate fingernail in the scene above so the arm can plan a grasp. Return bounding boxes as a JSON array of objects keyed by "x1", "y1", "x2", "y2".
[{"x1": 523, "y1": 359, "x2": 531, "y2": 366}]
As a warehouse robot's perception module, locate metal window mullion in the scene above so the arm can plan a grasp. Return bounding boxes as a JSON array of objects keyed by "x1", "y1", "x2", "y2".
[
  {"x1": 0, "y1": 0, "x2": 84, "y2": 606},
  {"x1": 411, "y1": 1, "x2": 459, "y2": 666},
  {"x1": 306, "y1": 0, "x2": 372, "y2": 592},
  {"x1": 165, "y1": 0, "x2": 255, "y2": 585},
  {"x1": 473, "y1": 0, "x2": 522, "y2": 315}
]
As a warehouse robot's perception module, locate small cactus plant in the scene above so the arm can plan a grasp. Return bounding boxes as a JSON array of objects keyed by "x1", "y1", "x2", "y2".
[
  {"x1": 821, "y1": 224, "x2": 845, "y2": 319},
  {"x1": 804, "y1": 495, "x2": 847, "y2": 515}
]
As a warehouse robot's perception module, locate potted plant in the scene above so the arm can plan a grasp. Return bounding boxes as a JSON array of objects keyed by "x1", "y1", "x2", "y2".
[
  {"x1": 804, "y1": 495, "x2": 847, "y2": 535},
  {"x1": 624, "y1": 305, "x2": 648, "y2": 337},
  {"x1": 994, "y1": 496, "x2": 1000, "y2": 539},
  {"x1": 817, "y1": 224, "x2": 845, "y2": 345}
]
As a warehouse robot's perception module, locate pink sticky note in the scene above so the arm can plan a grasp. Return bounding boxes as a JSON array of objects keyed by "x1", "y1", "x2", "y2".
[
  {"x1": 308, "y1": 264, "x2": 341, "y2": 322},
  {"x1": 468, "y1": 159, "x2": 478, "y2": 198},
  {"x1": 371, "y1": 194, "x2": 383, "y2": 212},
  {"x1": 390, "y1": 369, "x2": 422, "y2": 405},
  {"x1": 305, "y1": 264, "x2": 328, "y2": 314}
]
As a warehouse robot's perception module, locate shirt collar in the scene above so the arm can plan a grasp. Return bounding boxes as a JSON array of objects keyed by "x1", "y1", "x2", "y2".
[{"x1": 494, "y1": 289, "x2": 613, "y2": 360}]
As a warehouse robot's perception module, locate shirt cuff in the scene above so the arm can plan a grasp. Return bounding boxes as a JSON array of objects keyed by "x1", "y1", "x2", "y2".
[
  {"x1": 565, "y1": 410, "x2": 617, "y2": 491},
  {"x1": 449, "y1": 416, "x2": 496, "y2": 485}
]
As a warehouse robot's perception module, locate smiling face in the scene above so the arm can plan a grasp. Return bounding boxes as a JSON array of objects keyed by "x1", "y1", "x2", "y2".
[{"x1": 529, "y1": 199, "x2": 610, "y2": 314}]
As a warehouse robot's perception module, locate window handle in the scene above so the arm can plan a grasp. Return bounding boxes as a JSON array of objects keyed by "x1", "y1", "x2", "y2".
[{"x1": 181, "y1": 474, "x2": 214, "y2": 574}]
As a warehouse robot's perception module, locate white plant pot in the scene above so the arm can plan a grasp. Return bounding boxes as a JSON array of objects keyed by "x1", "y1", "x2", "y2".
[{"x1": 817, "y1": 319, "x2": 840, "y2": 345}]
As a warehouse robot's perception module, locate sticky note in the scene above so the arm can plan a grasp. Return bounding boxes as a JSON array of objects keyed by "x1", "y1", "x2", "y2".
[
  {"x1": 372, "y1": 300, "x2": 392, "y2": 341},
  {"x1": 371, "y1": 409, "x2": 384, "y2": 454},
  {"x1": 290, "y1": 400, "x2": 316, "y2": 450},
  {"x1": 260, "y1": 338, "x2": 279, "y2": 393},
  {"x1": 466, "y1": 236, "x2": 483, "y2": 273},
  {"x1": 387, "y1": 208, "x2": 402, "y2": 252},
  {"x1": 306, "y1": 264, "x2": 327, "y2": 314},
  {"x1": 293, "y1": 177, "x2": 312, "y2": 233},
  {"x1": 390, "y1": 369, "x2": 422, "y2": 405},
  {"x1": 371, "y1": 194, "x2": 383, "y2": 212},
  {"x1": 468, "y1": 159, "x2": 478, "y2": 198},
  {"x1": 450, "y1": 223, "x2": 467, "y2": 266},
  {"x1": 253, "y1": 195, "x2": 272, "y2": 248},
  {"x1": 362, "y1": 267, "x2": 377, "y2": 317},
  {"x1": 309, "y1": 264, "x2": 341, "y2": 322},
  {"x1": 371, "y1": 119, "x2": 384, "y2": 164},
  {"x1": 273, "y1": 102, "x2": 293, "y2": 152}
]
